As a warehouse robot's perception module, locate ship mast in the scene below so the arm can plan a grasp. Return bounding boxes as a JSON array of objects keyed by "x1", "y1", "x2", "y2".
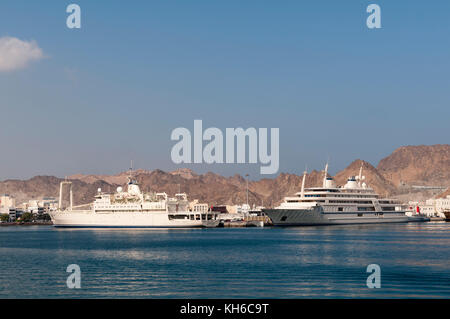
[
  {"x1": 58, "y1": 178, "x2": 73, "y2": 211},
  {"x1": 245, "y1": 174, "x2": 249, "y2": 206},
  {"x1": 358, "y1": 162, "x2": 364, "y2": 187},
  {"x1": 322, "y1": 162, "x2": 328, "y2": 188},
  {"x1": 300, "y1": 170, "x2": 307, "y2": 198},
  {"x1": 128, "y1": 160, "x2": 134, "y2": 184}
]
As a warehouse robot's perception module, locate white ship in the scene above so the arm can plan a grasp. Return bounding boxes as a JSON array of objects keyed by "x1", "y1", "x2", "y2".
[
  {"x1": 50, "y1": 174, "x2": 214, "y2": 228},
  {"x1": 263, "y1": 164, "x2": 409, "y2": 226}
]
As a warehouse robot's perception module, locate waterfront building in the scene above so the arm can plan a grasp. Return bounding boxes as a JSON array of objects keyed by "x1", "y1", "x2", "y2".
[
  {"x1": 25, "y1": 200, "x2": 44, "y2": 215},
  {"x1": 248, "y1": 205, "x2": 265, "y2": 216},
  {"x1": 0, "y1": 194, "x2": 16, "y2": 214},
  {"x1": 19, "y1": 198, "x2": 58, "y2": 215},
  {"x1": 407, "y1": 195, "x2": 450, "y2": 218},
  {"x1": 189, "y1": 200, "x2": 209, "y2": 213},
  {"x1": 406, "y1": 202, "x2": 435, "y2": 217},
  {"x1": 211, "y1": 205, "x2": 229, "y2": 214},
  {"x1": 226, "y1": 205, "x2": 237, "y2": 214},
  {"x1": 41, "y1": 197, "x2": 58, "y2": 211},
  {"x1": 236, "y1": 204, "x2": 251, "y2": 215},
  {"x1": 8, "y1": 209, "x2": 23, "y2": 222},
  {"x1": 432, "y1": 195, "x2": 450, "y2": 215}
]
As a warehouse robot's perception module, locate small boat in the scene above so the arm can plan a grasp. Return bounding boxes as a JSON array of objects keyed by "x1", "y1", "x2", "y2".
[
  {"x1": 406, "y1": 206, "x2": 430, "y2": 222},
  {"x1": 202, "y1": 219, "x2": 222, "y2": 228},
  {"x1": 407, "y1": 214, "x2": 430, "y2": 222},
  {"x1": 247, "y1": 220, "x2": 264, "y2": 227}
]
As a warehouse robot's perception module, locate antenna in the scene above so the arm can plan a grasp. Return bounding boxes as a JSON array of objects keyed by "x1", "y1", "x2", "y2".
[
  {"x1": 301, "y1": 169, "x2": 307, "y2": 198},
  {"x1": 245, "y1": 174, "x2": 249, "y2": 206},
  {"x1": 358, "y1": 162, "x2": 364, "y2": 187},
  {"x1": 128, "y1": 160, "x2": 134, "y2": 184},
  {"x1": 322, "y1": 162, "x2": 329, "y2": 188}
]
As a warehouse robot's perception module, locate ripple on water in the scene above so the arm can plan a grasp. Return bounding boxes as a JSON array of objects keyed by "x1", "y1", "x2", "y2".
[{"x1": 0, "y1": 224, "x2": 449, "y2": 298}]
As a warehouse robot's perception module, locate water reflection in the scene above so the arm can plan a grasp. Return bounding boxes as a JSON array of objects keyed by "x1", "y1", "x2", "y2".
[{"x1": 0, "y1": 223, "x2": 449, "y2": 298}]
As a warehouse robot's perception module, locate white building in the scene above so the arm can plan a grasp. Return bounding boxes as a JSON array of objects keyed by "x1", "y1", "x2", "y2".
[
  {"x1": 236, "y1": 204, "x2": 251, "y2": 215},
  {"x1": 226, "y1": 205, "x2": 238, "y2": 214},
  {"x1": 20, "y1": 197, "x2": 58, "y2": 214},
  {"x1": 418, "y1": 204, "x2": 435, "y2": 216},
  {"x1": 189, "y1": 199, "x2": 209, "y2": 213},
  {"x1": 408, "y1": 195, "x2": 450, "y2": 218},
  {"x1": 0, "y1": 194, "x2": 15, "y2": 215},
  {"x1": 432, "y1": 195, "x2": 450, "y2": 215},
  {"x1": 41, "y1": 197, "x2": 59, "y2": 211}
]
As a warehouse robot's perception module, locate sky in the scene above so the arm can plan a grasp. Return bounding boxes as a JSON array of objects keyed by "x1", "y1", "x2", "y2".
[{"x1": 0, "y1": 0, "x2": 449, "y2": 180}]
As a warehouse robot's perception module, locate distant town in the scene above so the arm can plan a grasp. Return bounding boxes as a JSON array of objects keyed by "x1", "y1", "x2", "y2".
[{"x1": 0, "y1": 194, "x2": 54, "y2": 224}]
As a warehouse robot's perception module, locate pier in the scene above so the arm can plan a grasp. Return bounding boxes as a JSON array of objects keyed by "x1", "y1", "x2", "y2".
[{"x1": 219, "y1": 215, "x2": 272, "y2": 228}]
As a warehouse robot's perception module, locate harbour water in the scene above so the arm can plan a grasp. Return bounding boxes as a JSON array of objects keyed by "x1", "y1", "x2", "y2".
[{"x1": 0, "y1": 222, "x2": 449, "y2": 298}]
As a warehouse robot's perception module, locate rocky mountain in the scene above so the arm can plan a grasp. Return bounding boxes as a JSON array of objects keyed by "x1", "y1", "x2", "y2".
[
  {"x1": 1, "y1": 144, "x2": 448, "y2": 207},
  {"x1": 437, "y1": 188, "x2": 450, "y2": 199},
  {"x1": 0, "y1": 176, "x2": 117, "y2": 208},
  {"x1": 377, "y1": 144, "x2": 450, "y2": 187},
  {"x1": 68, "y1": 169, "x2": 152, "y2": 185}
]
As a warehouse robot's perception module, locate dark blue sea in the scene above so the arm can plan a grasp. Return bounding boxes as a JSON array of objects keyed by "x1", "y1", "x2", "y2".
[{"x1": 1, "y1": 222, "x2": 449, "y2": 298}]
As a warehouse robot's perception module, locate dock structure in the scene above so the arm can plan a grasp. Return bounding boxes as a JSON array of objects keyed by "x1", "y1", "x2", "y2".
[
  {"x1": 245, "y1": 215, "x2": 272, "y2": 226},
  {"x1": 218, "y1": 215, "x2": 272, "y2": 228}
]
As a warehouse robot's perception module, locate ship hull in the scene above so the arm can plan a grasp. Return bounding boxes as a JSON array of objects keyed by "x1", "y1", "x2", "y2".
[
  {"x1": 49, "y1": 210, "x2": 204, "y2": 228},
  {"x1": 263, "y1": 207, "x2": 410, "y2": 226}
]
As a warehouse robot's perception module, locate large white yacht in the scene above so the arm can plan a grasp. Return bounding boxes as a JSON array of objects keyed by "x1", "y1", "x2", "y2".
[
  {"x1": 263, "y1": 164, "x2": 409, "y2": 226},
  {"x1": 50, "y1": 174, "x2": 213, "y2": 228}
]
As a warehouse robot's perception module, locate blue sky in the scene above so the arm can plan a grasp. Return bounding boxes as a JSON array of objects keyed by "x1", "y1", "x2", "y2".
[{"x1": 0, "y1": 1, "x2": 449, "y2": 180}]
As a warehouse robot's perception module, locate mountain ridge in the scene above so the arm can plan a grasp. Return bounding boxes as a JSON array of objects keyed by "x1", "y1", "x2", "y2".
[{"x1": 1, "y1": 144, "x2": 448, "y2": 207}]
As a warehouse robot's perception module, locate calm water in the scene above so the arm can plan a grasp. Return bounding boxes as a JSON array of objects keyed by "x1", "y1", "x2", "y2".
[{"x1": 0, "y1": 222, "x2": 449, "y2": 298}]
